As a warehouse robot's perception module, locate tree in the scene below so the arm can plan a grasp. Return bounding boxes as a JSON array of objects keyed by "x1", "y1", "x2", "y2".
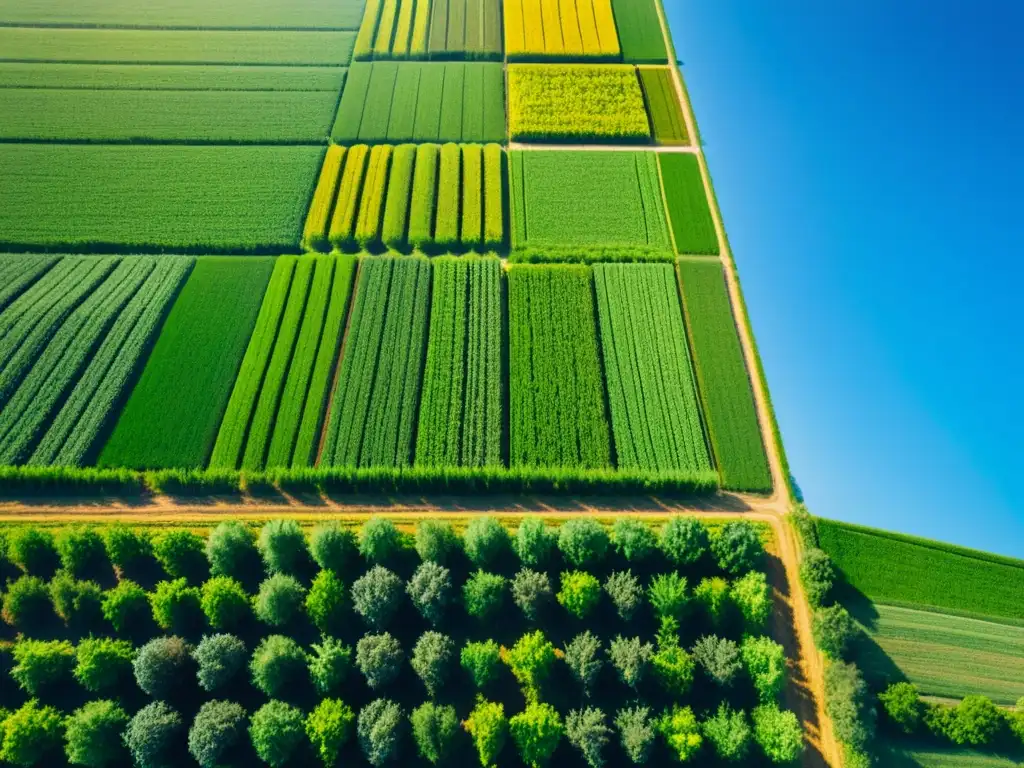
[
  {"x1": 152, "y1": 530, "x2": 207, "y2": 584},
  {"x1": 200, "y1": 576, "x2": 250, "y2": 631},
  {"x1": 711, "y1": 522, "x2": 763, "y2": 575},
  {"x1": 813, "y1": 604, "x2": 856, "y2": 659},
  {"x1": 359, "y1": 517, "x2": 402, "y2": 565},
  {"x1": 49, "y1": 571, "x2": 103, "y2": 629},
  {"x1": 253, "y1": 573, "x2": 306, "y2": 627},
  {"x1": 103, "y1": 525, "x2": 152, "y2": 580},
  {"x1": 693, "y1": 636, "x2": 742, "y2": 687},
  {"x1": 608, "y1": 636, "x2": 653, "y2": 690},
  {"x1": 249, "y1": 701, "x2": 305, "y2": 768},
  {"x1": 306, "y1": 570, "x2": 347, "y2": 634},
  {"x1": 410, "y1": 703, "x2": 459, "y2": 765},
  {"x1": 101, "y1": 580, "x2": 148, "y2": 633},
  {"x1": 702, "y1": 704, "x2": 750, "y2": 762},
  {"x1": 879, "y1": 683, "x2": 923, "y2": 735},
  {"x1": 741, "y1": 636, "x2": 786, "y2": 703},
  {"x1": 2, "y1": 575, "x2": 52, "y2": 630},
  {"x1": 651, "y1": 620, "x2": 694, "y2": 696},
  {"x1": 8, "y1": 528, "x2": 59, "y2": 577},
  {"x1": 950, "y1": 696, "x2": 1002, "y2": 747},
  {"x1": 502, "y1": 631, "x2": 557, "y2": 699},
  {"x1": 604, "y1": 570, "x2": 643, "y2": 621},
  {"x1": 188, "y1": 701, "x2": 247, "y2": 768},
  {"x1": 134, "y1": 636, "x2": 192, "y2": 698},
  {"x1": 464, "y1": 516, "x2": 511, "y2": 568},
  {"x1": 64, "y1": 700, "x2": 128, "y2": 768},
  {"x1": 351, "y1": 566, "x2": 403, "y2": 629},
  {"x1": 511, "y1": 568, "x2": 552, "y2": 621},
  {"x1": 123, "y1": 702, "x2": 183, "y2": 768},
  {"x1": 56, "y1": 528, "x2": 108, "y2": 580},
  {"x1": 358, "y1": 699, "x2": 404, "y2": 766},
  {"x1": 461, "y1": 639, "x2": 501, "y2": 689},
  {"x1": 74, "y1": 638, "x2": 134, "y2": 692},
  {"x1": 731, "y1": 571, "x2": 771, "y2": 631},
  {"x1": 251, "y1": 635, "x2": 307, "y2": 697},
  {"x1": 11, "y1": 639, "x2": 75, "y2": 695},
  {"x1": 406, "y1": 561, "x2": 452, "y2": 625},
  {"x1": 1007, "y1": 697, "x2": 1024, "y2": 743},
  {"x1": 558, "y1": 519, "x2": 609, "y2": 567},
  {"x1": 310, "y1": 522, "x2": 358, "y2": 574},
  {"x1": 612, "y1": 518, "x2": 657, "y2": 562},
  {"x1": 306, "y1": 699, "x2": 355, "y2": 767},
  {"x1": 514, "y1": 519, "x2": 557, "y2": 567},
  {"x1": 149, "y1": 578, "x2": 202, "y2": 633},
  {"x1": 566, "y1": 707, "x2": 611, "y2": 768},
  {"x1": 356, "y1": 632, "x2": 404, "y2": 690},
  {"x1": 615, "y1": 707, "x2": 654, "y2": 765},
  {"x1": 0, "y1": 700, "x2": 64, "y2": 768},
  {"x1": 411, "y1": 632, "x2": 454, "y2": 695},
  {"x1": 657, "y1": 706, "x2": 702, "y2": 763},
  {"x1": 308, "y1": 636, "x2": 352, "y2": 695},
  {"x1": 510, "y1": 703, "x2": 563, "y2": 768},
  {"x1": 648, "y1": 573, "x2": 688, "y2": 621},
  {"x1": 823, "y1": 661, "x2": 874, "y2": 751},
  {"x1": 694, "y1": 577, "x2": 730, "y2": 625},
  {"x1": 799, "y1": 548, "x2": 835, "y2": 607},
  {"x1": 564, "y1": 632, "x2": 603, "y2": 695},
  {"x1": 193, "y1": 634, "x2": 247, "y2": 692},
  {"x1": 752, "y1": 704, "x2": 803, "y2": 763},
  {"x1": 557, "y1": 571, "x2": 601, "y2": 619},
  {"x1": 205, "y1": 522, "x2": 259, "y2": 582},
  {"x1": 464, "y1": 699, "x2": 507, "y2": 768},
  {"x1": 463, "y1": 570, "x2": 506, "y2": 619},
  {"x1": 659, "y1": 517, "x2": 708, "y2": 566},
  {"x1": 415, "y1": 520, "x2": 461, "y2": 565},
  {"x1": 258, "y1": 519, "x2": 308, "y2": 576}
]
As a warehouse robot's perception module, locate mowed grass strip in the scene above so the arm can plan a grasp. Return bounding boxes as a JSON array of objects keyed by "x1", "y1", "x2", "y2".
[
  {"x1": 594, "y1": 263, "x2": 710, "y2": 474},
  {"x1": 658, "y1": 153, "x2": 718, "y2": 255},
  {"x1": 677, "y1": 260, "x2": 771, "y2": 492},
  {"x1": 609, "y1": 0, "x2": 669, "y2": 63},
  {"x1": 817, "y1": 518, "x2": 1024, "y2": 623},
  {"x1": 640, "y1": 66, "x2": 688, "y2": 144},
  {"x1": 99, "y1": 258, "x2": 276, "y2": 470},
  {"x1": 508, "y1": 264, "x2": 611, "y2": 469}
]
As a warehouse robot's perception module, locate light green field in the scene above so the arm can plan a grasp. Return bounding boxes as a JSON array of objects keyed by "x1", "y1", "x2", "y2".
[
  {"x1": 0, "y1": 63, "x2": 345, "y2": 91},
  {"x1": 881, "y1": 741, "x2": 1023, "y2": 767}
]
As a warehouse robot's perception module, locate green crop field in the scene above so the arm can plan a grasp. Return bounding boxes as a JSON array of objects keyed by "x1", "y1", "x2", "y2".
[
  {"x1": 610, "y1": 0, "x2": 669, "y2": 63},
  {"x1": 641, "y1": 67, "x2": 688, "y2": 144},
  {"x1": 659, "y1": 153, "x2": 719, "y2": 255},
  {"x1": 355, "y1": 0, "x2": 502, "y2": 60},
  {"x1": 879, "y1": 741, "x2": 1023, "y2": 767}
]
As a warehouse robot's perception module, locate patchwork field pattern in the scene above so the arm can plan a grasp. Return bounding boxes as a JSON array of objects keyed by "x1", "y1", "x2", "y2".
[
  {"x1": 356, "y1": 0, "x2": 502, "y2": 60},
  {"x1": 504, "y1": 0, "x2": 620, "y2": 60}
]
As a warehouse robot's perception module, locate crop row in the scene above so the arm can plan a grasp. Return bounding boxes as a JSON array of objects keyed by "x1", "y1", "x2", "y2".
[
  {"x1": 356, "y1": 0, "x2": 502, "y2": 61},
  {"x1": 332, "y1": 62, "x2": 506, "y2": 144},
  {"x1": 505, "y1": 0, "x2": 621, "y2": 61},
  {"x1": 0, "y1": 255, "x2": 58, "y2": 316},
  {"x1": 640, "y1": 66, "x2": 688, "y2": 144},
  {"x1": 609, "y1": 0, "x2": 669, "y2": 63},
  {"x1": 658, "y1": 153, "x2": 719, "y2": 255}
]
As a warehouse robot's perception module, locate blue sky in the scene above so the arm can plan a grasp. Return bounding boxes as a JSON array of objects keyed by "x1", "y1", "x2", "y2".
[{"x1": 665, "y1": 2, "x2": 1024, "y2": 557}]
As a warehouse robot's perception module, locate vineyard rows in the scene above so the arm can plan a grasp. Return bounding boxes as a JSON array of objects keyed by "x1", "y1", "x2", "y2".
[
  {"x1": 355, "y1": 0, "x2": 502, "y2": 60},
  {"x1": 504, "y1": 0, "x2": 620, "y2": 60}
]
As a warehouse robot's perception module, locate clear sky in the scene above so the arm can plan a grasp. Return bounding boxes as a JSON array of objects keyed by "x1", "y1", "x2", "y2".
[{"x1": 665, "y1": 2, "x2": 1024, "y2": 557}]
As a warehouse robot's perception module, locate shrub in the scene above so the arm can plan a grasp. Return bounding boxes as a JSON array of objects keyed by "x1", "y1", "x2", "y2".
[
  {"x1": 310, "y1": 522, "x2": 358, "y2": 574},
  {"x1": 657, "y1": 706, "x2": 702, "y2": 762},
  {"x1": 0, "y1": 700, "x2": 64, "y2": 768},
  {"x1": 558, "y1": 519, "x2": 609, "y2": 567},
  {"x1": 123, "y1": 701, "x2": 182, "y2": 768},
  {"x1": 612, "y1": 518, "x2": 657, "y2": 562},
  {"x1": 608, "y1": 636, "x2": 653, "y2": 690},
  {"x1": 557, "y1": 571, "x2": 601, "y2": 619},
  {"x1": 511, "y1": 568, "x2": 552, "y2": 621},
  {"x1": 251, "y1": 635, "x2": 307, "y2": 697},
  {"x1": 1007, "y1": 697, "x2": 1024, "y2": 743},
  {"x1": 258, "y1": 520, "x2": 308, "y2": 575},
  {"x1": 464, "y1": 516, "x2": 511, "y2": 568},
  {"x1": 514, "y1": 519, "x2": 557, "y2": 566},
  {"x1": 153, "y1": 530, "x2": 207, "y2": 583},
  {"x1": 879, "y1": 682, "x2": 922, "y2": 734},
  {"x1": 253, "y1": 573, "x2": 306, "y2": 627},
  {"x1": 11, "y1": 639, "x2": 75, "y2": 695},
  {"x1": 359, "y1": 517, "x2": 402, "y2": 565},
  {"x1": 306, "y1": 699, "x2": 355, "y2": 767},
  {"x1": 306, "y1": 570, "x2": 347, "y2": 634},
  {"x1": 415, "y1": 520, "x2": 461, "y2": 565},
  {"x1": 741, "y1": 635, "x2": 786, "y2": 703},
  {"x1": 813, "y1": 604, "x2": 856, "y2": 659},
  {"x1": 711, "y1": 522, "x2": 763, "y2": 575},
  {"x1": 564, "y1": 632, "x2": 603, "y2": 695},
  {"x1": 358, "y1": 699, "x2": 404, "y2": 767},
  {"x1": 406, "y1": 561, "x2": 451, "y2": 625},
  {"x1": 74, "y1": 638, "x2": 134, "y2": 692},
  {"x1": 2, "y1": 575, "x2": 52, "y2": 630},
  {"x1": 511, "y1": 702, "x2": 563, "y2": 768},
  {"x1": 8, "y1": 529, "x2": 59, "y2": 577},
  {"x1": 648, "y1": 572, "x2": 688, "y2": 620},
  {"x1": 731, "y1": 571, "x2": 771, "y2": 631},
  {"x1": 200, "y1": 576, "x2": 250, "y2": 630},
  {"x1": 604, "y1": 570, "x2": 643, "y2": 621},
  {"x1": 752, "y1": 704, "x2": 803, "y2": 763},
  {"x1": 188, "y1": 700, "x2": 247, "y2": 768},
  {"x1": 824, "y1": 661, "x2": 874, "y2": 751},
  {"x1": 103, "y1": 525, "x2": 152, "y2": 579},
  {"x1": 950, "y1": 696, "x2": 1003, "y2": 746},
  {"x1": 799, "y1": 548, "x2": 835, "y2": 607},
  {"x1": 615, "y1": 706, "x2": 654, "y2": 764},
  {"x1": 463, "y1": 570, "x2": 506, "y2": 619},
  {"x1": 461, "y1": 640, "x2": 501, "y2": 689},
  {"x1": 566, "y1": 707, "x2": 611, "y2": 768},
  {"x1": 702, "y1": 704, "x2": 750, "y2": 762},
  {"x1": 659, "y1": 517, "x2": 708, "y2": 566},
  {"x1": 356, "y1": 632, "x2": 404, "y2": 690},
  {"x1": 134, "y1": 636, "x2": 192, "y2": 698},
  {"x1": 411, "y1": 632, "x2": 454, "y2": 696},
  {"x1": 693, "y1": 635, "x2": 742, "y2": 687},
  {"x1": 205, "y1": 522, "x2": 258, "y2": 581},
  {"x1": 150, "y1": 578, "x2": 202, "y2": 632},
  {"x1": 503, "y1": 631, "x2": 558, "y2": 699},
  {"x1": 49, "y1": 571, "x2": 103, "y2": 628},
  {"x1": 249, "y1": 701, "x2": 305, "y2": 768},
  {"x1": 309, "y1": 636, "x2": 352, "y2": 695},
  {"x1": 351, "y1": 566, "x2": 403, "y2": 629},
  {"x1": 101, "y1": 580, "x2": 149, "y2": 633},
  {"x1": 464, "y1": 699, "x2": 507, "y2": 768},
  {"x1": 651, "y1": 619, "x2": 694, "y2": 696},
  {"x1": 694, "y1": 576, "x2": 730, "y2": 624},
  {"x1": 410, "y1": 702, "x2": 459, "y2": 765},
  {"x1": 193, "y1": 634, "x2": 247, "y2": 692},
  {"x1": 64, "y1": 700, "x2": 128, "y2": 768},
  {"x1": 57, "y1": 528, "x2": 108, "y2": 580}
]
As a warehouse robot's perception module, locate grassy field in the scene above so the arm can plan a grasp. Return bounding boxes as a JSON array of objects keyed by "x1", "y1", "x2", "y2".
[
  {"x1": 0, "y1": 63, "x2": 346, "y2": 90},
  {"x1": 504, "y1": 0, "x2": 621, "y2": 60},
  {"x1": 879, "y1": 741, "x2": 1024, "y2": 767},
  {"x1": 659, "y1": 153, "x2": 719, "y2": 255},
  {"x1": 610, "y1": 0, "x2": 669, "y2": 63}
]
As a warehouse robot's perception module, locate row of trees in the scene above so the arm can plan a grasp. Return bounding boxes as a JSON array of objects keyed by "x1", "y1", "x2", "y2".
[{"x1": 881, "y1": 684, "x2": 1024, "y2": 750}]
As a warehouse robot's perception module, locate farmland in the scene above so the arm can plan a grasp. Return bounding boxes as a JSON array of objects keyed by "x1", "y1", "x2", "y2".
[
  {"x1": 508, "y1": 65, "x2": 652, "y2": 142},
  {"x1": 504, "y1": 0, "x2": 621, "y2": 60},
  {"x1": 610, "y1": 0, "x2": 669, "y2": 63},
  {"x1": 677, "y1": 260, "x2": 771, "y2": 492},
  {"x1": 355, "y1": 0, "x2": 502, "y2": 60},
  {"x1": 641, "y1": 67, "x2": 688, "y2": 144},
  {"x1": 660, "y1": 153, "x2": 720, "y2": 255}
]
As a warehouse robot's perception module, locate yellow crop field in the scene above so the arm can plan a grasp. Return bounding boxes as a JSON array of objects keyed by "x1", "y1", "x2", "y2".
[{"x1": 505, "y1": 0, "x2": 621, "y2": 60}]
